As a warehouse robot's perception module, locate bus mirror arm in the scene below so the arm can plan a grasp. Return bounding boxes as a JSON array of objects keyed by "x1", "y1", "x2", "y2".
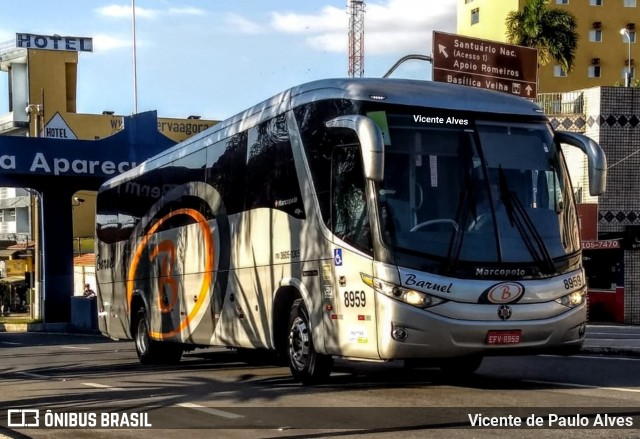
[
  {"x1": 326, "y1": 115, "x2": 385, "y2": 182},
  {"x1": 555, "y1": 131, "x2": 607, "y2": 196}
]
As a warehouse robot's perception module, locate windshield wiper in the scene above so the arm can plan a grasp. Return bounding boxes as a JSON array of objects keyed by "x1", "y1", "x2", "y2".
[
  {"x1": 498, "y1": 167, "x2": 555, "y2": 274},
  {"x1": 443, "y1": 189, "x2": 472, "y2": 274},
  {"x1": 548, "y1": 161, "x2": 564, "y2": 214}
]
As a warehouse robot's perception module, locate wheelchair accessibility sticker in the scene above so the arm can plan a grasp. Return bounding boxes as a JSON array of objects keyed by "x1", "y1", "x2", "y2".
[{"x1": 334, "y1": 249, "x2": 343, "y2": 266}]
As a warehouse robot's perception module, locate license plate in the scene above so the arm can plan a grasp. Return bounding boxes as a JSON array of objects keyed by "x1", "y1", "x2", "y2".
[{"x1": 486, "y1": 330, "x2": 521, "y2": 345}]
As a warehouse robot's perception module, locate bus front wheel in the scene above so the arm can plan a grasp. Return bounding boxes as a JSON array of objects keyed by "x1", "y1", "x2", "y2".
[
  {"x1": 287, "y1": 299, "x2": 333, "y2": 385},
  {"x1": 134, "y1": 309, "x2": 183, "y2": 365}
]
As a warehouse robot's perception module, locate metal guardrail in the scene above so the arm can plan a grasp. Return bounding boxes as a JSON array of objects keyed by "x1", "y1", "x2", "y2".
[{"x1": 534, "y1": 91, "x2": 585, "y2": 115}]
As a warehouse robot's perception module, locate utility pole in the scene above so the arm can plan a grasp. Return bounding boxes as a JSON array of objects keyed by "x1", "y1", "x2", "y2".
[
  {"x1": 348, "y1": 0, "x2": 365, "y2": 78},
  {"x1": 132, "y1": 0, "x2": 139, "y2": 113}
]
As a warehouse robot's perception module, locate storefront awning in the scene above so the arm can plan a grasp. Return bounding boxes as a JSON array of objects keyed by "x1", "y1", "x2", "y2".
[
  {"x1": 0, "y1": 249, "x2": 18, "y2": 259},
  {"x1": 2, "y1": 276, "x2": 25, "y2": 284}
]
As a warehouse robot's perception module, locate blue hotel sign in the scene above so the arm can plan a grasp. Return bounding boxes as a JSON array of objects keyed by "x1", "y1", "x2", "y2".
[{"x1": 16, "y1": 33, "x2": 93, "y2": 52}]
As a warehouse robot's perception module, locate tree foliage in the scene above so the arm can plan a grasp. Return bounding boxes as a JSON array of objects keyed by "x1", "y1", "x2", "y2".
[{"x1": 505, "y1": 0, "x2": 578, "y2": 72}]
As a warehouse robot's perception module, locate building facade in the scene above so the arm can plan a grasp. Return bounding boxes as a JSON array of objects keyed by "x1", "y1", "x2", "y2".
[
  {"x1": 457, "y1": 0, "x2": 638, "y2": 92},
  {"x1": 0, "y1": 187, "x2": 31, "y2": 242},
  {"x1": 531, "y1": 86, "x2": 639, "y2": 324}
]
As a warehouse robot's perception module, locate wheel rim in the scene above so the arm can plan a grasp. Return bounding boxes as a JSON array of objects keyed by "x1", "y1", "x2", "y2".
[
  {"x1": 136, "y1": 316, "x2": 149, "y2": 356},
  {"x1": 289, "y1": 316, "x2": 310, "y2": 371}
]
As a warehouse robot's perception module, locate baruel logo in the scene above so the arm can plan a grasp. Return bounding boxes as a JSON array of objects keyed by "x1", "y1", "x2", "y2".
[{"x1": 478, "y1": 282, "x2": 525, "y2": 304}]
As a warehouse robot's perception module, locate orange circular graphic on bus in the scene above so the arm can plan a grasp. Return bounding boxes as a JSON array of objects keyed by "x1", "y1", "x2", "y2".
[{"x1": 126, "y1": 207, "x2": 214, "y2": 340}]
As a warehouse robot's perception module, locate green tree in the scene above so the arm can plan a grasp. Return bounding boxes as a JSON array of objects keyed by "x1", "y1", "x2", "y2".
[{"x1": 505, "y1": 0, "x2": 578, "y2": 72}]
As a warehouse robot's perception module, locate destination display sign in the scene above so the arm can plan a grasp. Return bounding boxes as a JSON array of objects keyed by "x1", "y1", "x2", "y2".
[{"x1": 432, "y1": 31, "x2": 537, "y2": 98}]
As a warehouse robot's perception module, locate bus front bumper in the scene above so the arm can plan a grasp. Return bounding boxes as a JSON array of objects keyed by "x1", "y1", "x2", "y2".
[{"x1": 377, "y1": 294, "x2": 587, "y2": 360}]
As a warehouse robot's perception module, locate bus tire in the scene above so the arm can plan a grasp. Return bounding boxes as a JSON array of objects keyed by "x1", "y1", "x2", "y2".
[
  {"x1": 287, "y1": 298, "x2": 332, "y2": 385},
  {"x1": 134, "y1": 309, "x2": 183, "y2": 365}
]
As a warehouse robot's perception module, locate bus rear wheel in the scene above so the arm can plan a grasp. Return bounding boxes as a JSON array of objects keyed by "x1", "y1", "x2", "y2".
[
  {"x1": 287, "y1": 299, "x2": 332, "y2": 385},
  {"x1": 134, "y1": 309, "x2": 183, "y2": 365}
]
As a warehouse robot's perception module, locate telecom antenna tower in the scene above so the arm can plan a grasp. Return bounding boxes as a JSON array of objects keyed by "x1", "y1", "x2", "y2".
[{"x1": 348, "y1": 0, "x2": 365, "y2": 78}]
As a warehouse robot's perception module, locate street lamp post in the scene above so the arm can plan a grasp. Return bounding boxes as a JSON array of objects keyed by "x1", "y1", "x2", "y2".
[{"x1": 620, "y1": 28, "x2": 632, "y2": 87}]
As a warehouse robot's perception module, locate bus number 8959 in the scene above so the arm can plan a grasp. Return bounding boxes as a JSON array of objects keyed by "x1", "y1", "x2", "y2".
[{"x1": 344, "y1": 290, "x2": 366, "y2": 307}]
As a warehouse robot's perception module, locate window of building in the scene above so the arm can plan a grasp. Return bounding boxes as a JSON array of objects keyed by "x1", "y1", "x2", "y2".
[
  {"x1": 471, "y1": 8, "x2": 479, "y2": 25},
  {"x1": 621, "y1": 66, "x2": 636, "y2": 78},
  {"x1": 588, "y1": 65, "x2": 602, "y2": 77},
  {"x1": 624, "y1": 0, "x2": 636, "y2": 7},
  {"x1": 556, "y1": 0, "x2": 568, "y2": 4},
  {"x1": 590, "y1": 0, "x2": 603, "y2": 5},
  {"x1": 589, "y1": 29, "x2": 603, "y2": 41},
  {"x1": 554, "y1": 65, "x2": 567, "y2": 77}
]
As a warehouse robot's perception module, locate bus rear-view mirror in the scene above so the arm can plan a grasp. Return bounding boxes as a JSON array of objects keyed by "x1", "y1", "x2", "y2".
[{"x1": 555, "y1": 131, "x2": 607, "y2": 196}]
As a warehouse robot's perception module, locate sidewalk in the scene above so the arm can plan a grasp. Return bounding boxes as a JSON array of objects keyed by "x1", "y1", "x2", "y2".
[
  {"x1": 0, "y1": 297, "x2": 99, "y2": 333},
  {"x1": 581, "y1": 323, "x2": 640, "y2": 356},
  {"x1": 0, "y1": 312, "x2": 97, "y2": 334}
]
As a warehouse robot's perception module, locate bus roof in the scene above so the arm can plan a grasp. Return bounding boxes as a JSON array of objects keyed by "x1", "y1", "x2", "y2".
[{"x1": 100, "y1": 78, "x2": 545, "y2": 191}]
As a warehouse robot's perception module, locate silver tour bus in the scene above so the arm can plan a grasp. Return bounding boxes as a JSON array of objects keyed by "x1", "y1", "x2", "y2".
[{"x1": 95, "y1": 78, "x2": 606, "y2": 384}]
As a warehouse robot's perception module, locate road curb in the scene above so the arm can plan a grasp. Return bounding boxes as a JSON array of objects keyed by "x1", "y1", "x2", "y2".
[
  {"x1": 0, "y1": 322, "x2": 99, "y2": 333},
  {"x1": 580, "y1": 346, "x2": 640, "y2": 357}
]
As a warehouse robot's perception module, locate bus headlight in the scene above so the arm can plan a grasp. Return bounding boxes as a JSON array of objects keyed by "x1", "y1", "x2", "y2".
[
  {"x1": 361, "y1": 274, "x2": 446, "y2": 309},
  {"x1": 555, "y1": 289, "x2": 586, "y2": 308}
]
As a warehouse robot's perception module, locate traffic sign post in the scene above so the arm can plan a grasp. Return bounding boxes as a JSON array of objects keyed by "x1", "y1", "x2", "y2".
[{"x1": 432, "y1": 31, "x2": 538, "y2": 98}]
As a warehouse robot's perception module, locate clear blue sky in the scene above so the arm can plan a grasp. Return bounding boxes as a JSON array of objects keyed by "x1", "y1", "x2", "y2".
[{"x1": 0, "y1": 0, "x2": 456, "y2": 121}]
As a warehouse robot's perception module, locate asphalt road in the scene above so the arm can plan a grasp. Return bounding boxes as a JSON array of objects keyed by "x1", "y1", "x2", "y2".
[{"x1": 2, "y1": 332, "x2": 640, "y2": 438}]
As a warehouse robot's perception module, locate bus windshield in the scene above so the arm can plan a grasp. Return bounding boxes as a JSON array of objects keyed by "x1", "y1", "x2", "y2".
[{"x1": 375, "y1": 113, "x2": 579, "y2": 270}]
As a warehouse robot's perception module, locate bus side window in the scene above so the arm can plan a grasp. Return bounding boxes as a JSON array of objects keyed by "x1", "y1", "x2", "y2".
[
  {"x1": 206, "y1": 132, "x2": 247, "y2": 216},
  {"x1": 294, "y1": 99, "x2": 360, "y2": 230},
  {"x1": 171, "y1": 149, "x2": 210, "y2": 221},
  {"x1": 245, "y1": 115, "x2": 305, "y2": 218},
  {"x1": 96, "y1": 187, "x2": 123, "y2": 244},
  {"x1": 331, "y1": 146, "x2": 372, "y2": 254}
]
